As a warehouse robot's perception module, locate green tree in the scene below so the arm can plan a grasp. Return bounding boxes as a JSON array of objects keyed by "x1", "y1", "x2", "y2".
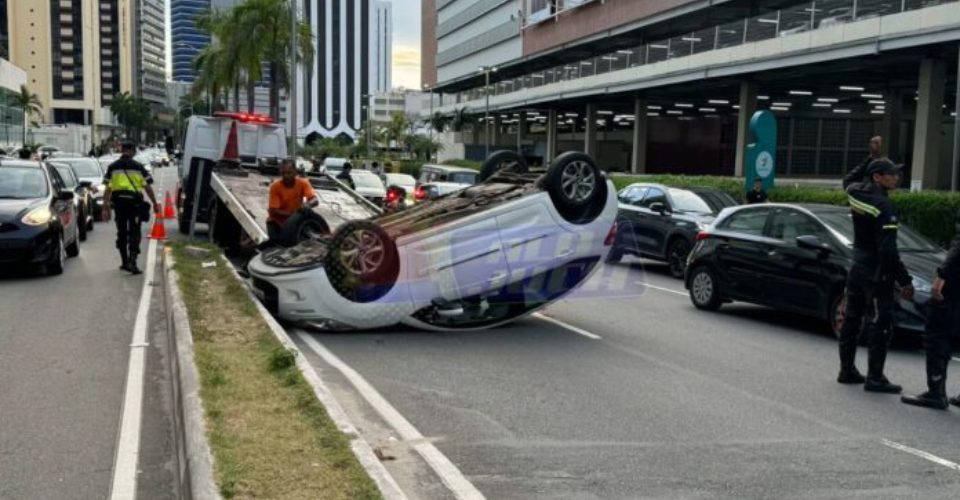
[
  {"x1": 386, "y1": 112, "x2": 409, "y2": 154},
  {"x1": 11, "y1": 85, "x2": 42, "y2": 145},
  {"x1": 110, "y1": 92, "x2": 154, "y2": 141},
  {"x1": 429, "y1": 111, "x2": 448, "y2": 133},
  {"x1": 450, "y1": 107, "x2": 470, "y2": 133}
]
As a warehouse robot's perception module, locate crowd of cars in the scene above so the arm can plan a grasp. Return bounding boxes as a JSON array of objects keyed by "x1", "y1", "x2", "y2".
[{"x1": 0, "y1": 146, "x2": 173, "y2": 276}]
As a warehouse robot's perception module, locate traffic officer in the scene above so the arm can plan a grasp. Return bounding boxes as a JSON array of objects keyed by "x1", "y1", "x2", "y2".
[
  {"x1": 837, "y1": 158, "x2": 914, "y2": 393},
  {"x1": 901, "y1": 209, "x2": 960, "y2": 409},
  {"x1": 100, "y1": 141, "x2": 159, "y2": 274},
  {"x1": 746, "y1": 178, "x2": 768, "y2": 204}
]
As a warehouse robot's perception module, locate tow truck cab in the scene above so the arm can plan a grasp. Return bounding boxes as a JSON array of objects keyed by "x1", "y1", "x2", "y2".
[{"x1": 177, "y1": 112, "x2": 286, "y2": 234}]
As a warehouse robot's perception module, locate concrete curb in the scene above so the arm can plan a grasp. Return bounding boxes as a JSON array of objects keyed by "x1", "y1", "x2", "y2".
[
  {"x1": 163, "y1": 247, "x2": 223, "y2": 500},
  {"x1": 219, "y1": 256, "x2": 408, "y2": 500}
]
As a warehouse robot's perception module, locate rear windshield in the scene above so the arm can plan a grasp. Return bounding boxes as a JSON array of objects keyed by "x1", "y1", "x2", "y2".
[
  {"x1": 0, "y1": 167, "x2": 49, "y2": 198},
  {"x1": 668, "y1": 188, "x2": 713, "y2": 213},
  {"x1": 447, "y1": 171, "x2": 477, "y2": 184}
]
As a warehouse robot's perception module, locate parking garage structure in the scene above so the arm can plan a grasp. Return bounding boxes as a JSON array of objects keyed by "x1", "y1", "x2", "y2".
[{"x1": 424, "y1": 0, "x2": 960, "y2": 190}]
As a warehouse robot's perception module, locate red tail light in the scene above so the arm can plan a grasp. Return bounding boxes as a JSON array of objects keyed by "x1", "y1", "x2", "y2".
[
  {"x1": 414, "y1": 186, "x2": 426, "y2": 200},
  {"x1": 387, "y1": 190, "x2": 398, "y2": 202},
  {"x1": 604, "y1": 222, "x2": 618, "y2": 246},
  {"x1": 695, "y1": 231, "x2": 710, "y2": 241}
]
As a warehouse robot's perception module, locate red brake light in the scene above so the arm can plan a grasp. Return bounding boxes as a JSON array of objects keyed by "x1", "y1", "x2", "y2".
[
  {"x1": 414, "y1": 186, "x2": 426, "y2": 200},
  {"x1": 695, "y1": 231, "x2": 710, "y2": 241},
  {"x1": 387, "y1": 190, "x2": 398, "y2": 202},
  {"x1": 604, "y1": 222, "x2": 618, "y2": 246}
]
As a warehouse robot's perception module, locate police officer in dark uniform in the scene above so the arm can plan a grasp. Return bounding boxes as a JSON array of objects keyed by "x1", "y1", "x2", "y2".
[
  {"x1": 901, "y1": 210, "x2": 960, "y2": 409},
  {"x1": 746, "y1": 179, "x2": 768, "y2": 204},
  {"x1": 837, "y1": 158, "x2": 914, "y2": 392},
  {"x1": 100, "y1": 142, "x2": 159, "y2": 274}
]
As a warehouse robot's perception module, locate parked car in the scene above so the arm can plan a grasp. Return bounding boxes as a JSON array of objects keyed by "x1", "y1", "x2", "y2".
[
  {"x1": 349, "y1": 169, "x2": 387, "y2": 205},
  {"x1": 0, "y1": 159, "x2": 81, "y2": 275},
  {"x1": 608, "y1": 183, "x2": 739, "y2": 278},
  {"x1": 381, "y1": 173, "x2": 417, "y2": 207},
  {"x1": 685, "y1": 203, "x2": 943, "y2": 338},
  {"x1": 47, "y1": 157, "x2": 105, "y2": 221},
  {"x1": 247, "y1": 151, "x2": 617, "y2": 331},
  {"x1": 321, "y1": 157, "x2": 351, "y2": 175},
  {"x1": 48, "y1": 162, "x2": 95, "y2": 241},
  {"x1": 417, "y1": 164, "x2": 478, "y2": 187},
  {"x1": 413, "y1": 182, "x2": 467, "y2": 203}
]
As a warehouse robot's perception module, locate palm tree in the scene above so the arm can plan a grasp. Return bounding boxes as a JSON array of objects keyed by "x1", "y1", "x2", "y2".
[
  {"x1": 429, "y1": 112, "x2": 448, "y2": 134},
  {"x1": 386, "y1": 112, "x2": 409, "y2": 153},
  {"x1": 450, "y1": 107, "x2": 470, "y2": 133},
  {"x1": 11, "y1": 85, "x2": 42, "y2": 145}
]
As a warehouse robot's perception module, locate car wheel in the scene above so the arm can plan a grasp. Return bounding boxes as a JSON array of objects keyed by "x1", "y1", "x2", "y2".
[
  {"x1": 479, "y1": 150, "x2": 528, "y2": 182},
  {"x1": 293, "y1": 213, "x2": 331, "y2": 244},
  {"x1": 667, "y1": 238, "x2": 692, "y2": 279},
  {"x1": 689, "y1": 266, "x2": 722, "y2": 311},
  {"x1": 544, "y1": 152, "x2": 601, "y2": 209},
  {"x1": 47, "y1": 233, "x2": 65, "y2": 275},
  {"x1": 325, "y1": 220, "x2": 399, "y2": 303}
]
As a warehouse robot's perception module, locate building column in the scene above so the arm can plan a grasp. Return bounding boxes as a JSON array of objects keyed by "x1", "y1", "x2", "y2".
[
  {"x1": 879, "y1": 90, "x2": 904, "y2": 162},
  {"x1": 517, "y1": 113, "x2": 526, "y2": 153},
  {"x1": 585, "y1": 104, "x2": 597, "y2": 156},
  {"x1": 911, "y1": 58, "x2": 947, "y2": 190},
  {"x1": 546, "y1": 109, "x2": 558, "y2": 163},
  {"x1": 493, "y1": 115, "x2": 502, "y2": 148},
  {"x1": 734, "y1": 81, "x2": 758, "y2": 178},
  {"x1": 632, "y1": 97, "x2": 648, "y2": 174}
]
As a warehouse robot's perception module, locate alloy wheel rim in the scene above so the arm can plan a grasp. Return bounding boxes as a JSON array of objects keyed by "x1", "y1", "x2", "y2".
[
  {"x1": 692, "y1": 272, "x2": 713, "y2": 304},
  {"x1": 339, "y1": 229, "x2": 385, "y2": 276},
  {"x1": 669, "y1": 244, "x2": 688, "y2": 275},
  {"x1": 560, "y1": 161, "x2": 596, "y2": 203}
]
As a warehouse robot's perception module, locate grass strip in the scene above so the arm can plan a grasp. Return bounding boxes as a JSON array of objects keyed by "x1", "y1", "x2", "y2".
[{"x1": 170, "y1": 241, "x2": 381, "y2": 500}]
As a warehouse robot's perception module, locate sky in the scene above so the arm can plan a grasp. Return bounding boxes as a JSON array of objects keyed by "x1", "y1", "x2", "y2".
[{"x1": 165, "y1": 0, "x2": 422, "y2": 91}]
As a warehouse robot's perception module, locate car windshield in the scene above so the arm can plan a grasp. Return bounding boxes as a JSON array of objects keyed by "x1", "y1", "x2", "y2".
[
  {"x1": 448, "y1": 171, "x2": 477, "y2": 184},
  {"x1": 385, "y1": 174, "x2": 415, "y2": 188},
  {"x1": 351, "y1": 172, "x2": 384, "y2": 189},
  {"x1": 0, "y1": 167, "x2": 49, "y2": 198},
  {"x1": 816, "y1": 211, "x2": 941, "y2": 252},
  {"x1": 668, "y1": 188, "x2": 713, "y2": 213},
  {"x1": 59, "y1": 158, "x2": 102, "y2": 177}
]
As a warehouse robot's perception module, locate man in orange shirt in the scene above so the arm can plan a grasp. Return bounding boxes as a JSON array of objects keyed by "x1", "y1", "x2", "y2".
[{"x1": 267, "y1": 159, "x2": 319, "y2": 246}]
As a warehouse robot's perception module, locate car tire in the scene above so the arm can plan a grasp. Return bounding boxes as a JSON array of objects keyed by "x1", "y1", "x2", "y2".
[
  {"x1": 479, "y1": 150, "x2": 528, "y2": 182},
  {"x1": 667, "y1": 238, "x2": 692, "y2": 279},
  {"x1": 292, "y1": 212, "x2": 331, "y2": 244},
  {"x1": 78, "y1": 208, "x2": 88, "y2": 242},
  {"x1": 544, "y1": 152, "x2": 602, "y2": 209},
  {"x1": 689, "y1": 265, "x2": 722, "y2": 311},
  {"x1": 47, "y1": 233, "x2": 65, "y2": 275},
  {"x1": 605, "y1": 247, "x2": 622, "y2": 263},
  {"x1": 325, "y1": 220, "x2": 399, "y2": 303}
]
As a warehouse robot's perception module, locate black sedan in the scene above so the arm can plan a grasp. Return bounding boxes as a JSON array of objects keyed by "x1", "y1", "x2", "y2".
[
  {"x1": 607, "y1": 183, "x2": 738, "y2": 278},
  {"x1": 684, "y1": 203, "x2": 943, "y2": 337},
  {"x1": 0, "y1": 159, "x2": 80, "y2": 275},
  {"x1": 48, "y1": 161, "x2": 95, "y2": 241}
]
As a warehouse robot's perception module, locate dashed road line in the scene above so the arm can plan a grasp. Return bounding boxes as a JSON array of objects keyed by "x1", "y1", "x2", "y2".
[
  {"x1": 297, "y1": 331, "x2": 486, "y2": 500},
  {"x1": 881, "y1": 439, "x2": 960, "y2": 472},
  {"x1": 533, "y1": 312, "x2": 602, "y2": 339},
  {"x1": 636, "y1": 281, "x2": 688, "y2": 297}
]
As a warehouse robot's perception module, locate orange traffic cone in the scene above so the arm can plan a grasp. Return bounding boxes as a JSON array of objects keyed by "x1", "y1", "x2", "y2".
[
  {"x1": 163, "y1": 191, "x2": 176, "y2": 219},
  {"x1": 147, "y1": 215, "x2": 167, "y2": 240}
]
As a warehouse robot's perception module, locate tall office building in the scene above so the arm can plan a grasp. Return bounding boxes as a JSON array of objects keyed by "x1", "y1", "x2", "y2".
[
  {"x1": 372, "y1": 1, "x2": 392, "y2": 93},
  {"x1": 171, "y1": 0, "x2": 210, "y2": 83},
  {"x1": 299, "y1": 0, "x2": 371, "y2": 140},
  {"x1": 0, "y1": 0, "x2": 8, "y2": 60},
  {"x1": 135, "y1": 0, "x2": 167, "y2": 105}
]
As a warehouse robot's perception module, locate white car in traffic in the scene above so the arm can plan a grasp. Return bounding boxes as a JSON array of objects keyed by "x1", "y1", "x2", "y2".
[{"x1": 248, "y1": 151, "x2": 617, "y2": 331}]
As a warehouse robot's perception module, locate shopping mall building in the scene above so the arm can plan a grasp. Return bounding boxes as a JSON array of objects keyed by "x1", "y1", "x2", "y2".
[{"x1": 422, "y1": 0, "x2": 960, "y2": 189}]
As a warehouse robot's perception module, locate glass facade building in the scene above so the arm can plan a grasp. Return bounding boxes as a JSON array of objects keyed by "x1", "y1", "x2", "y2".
[{"x1": 171, "y1": 0, "x2": 210, "y2": 83}]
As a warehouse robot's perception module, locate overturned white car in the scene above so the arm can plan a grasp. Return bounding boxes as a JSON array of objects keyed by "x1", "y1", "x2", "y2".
[{"x1": 247, "y1": 151, "x2": 618, "y2": 331}]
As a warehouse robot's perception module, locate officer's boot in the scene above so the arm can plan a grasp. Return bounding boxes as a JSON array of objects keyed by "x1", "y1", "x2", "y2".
[
  {"x1": 864, "y1": 343, "x2": 902, "y2": 394},
  {"x1": 127, "y1": 251, "x2": 141, "y2": 275},
  {"x1": 901, "y1": 356, "x2": 949, "y2": 409},
  {"x1": 118, "y1": 247, "x2": 130, "y2": 272},
  {"x1": 837, "y1": 332, "x2": 865, "y2": 384}
]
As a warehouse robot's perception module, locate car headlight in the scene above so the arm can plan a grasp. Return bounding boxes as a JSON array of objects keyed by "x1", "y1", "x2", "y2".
[
  {"x1": 911, "y1": 275, "x2": 932, "y2": 294},
  {"x1": 22, "y1": 207, "x2": 53, "y2": 226}
]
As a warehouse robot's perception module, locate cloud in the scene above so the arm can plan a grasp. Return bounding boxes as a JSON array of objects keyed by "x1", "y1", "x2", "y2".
[{"x1": 392, "y1": 44, "x2": 421, "y2": 89}]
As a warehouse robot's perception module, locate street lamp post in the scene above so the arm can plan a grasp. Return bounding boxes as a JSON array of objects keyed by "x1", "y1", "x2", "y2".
[{"x1": 479, "y1": 66, "x2": 497, "y2": 159}]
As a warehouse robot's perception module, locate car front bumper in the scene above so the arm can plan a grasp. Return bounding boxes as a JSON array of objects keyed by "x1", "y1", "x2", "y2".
[{"x1": 0, "y1": 225, "x2": 58, "y2": 267}]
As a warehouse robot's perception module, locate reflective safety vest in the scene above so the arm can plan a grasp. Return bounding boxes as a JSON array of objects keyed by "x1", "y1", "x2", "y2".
[{"x1": 103, "y1": 156, "x2": 153, "y2": 192}]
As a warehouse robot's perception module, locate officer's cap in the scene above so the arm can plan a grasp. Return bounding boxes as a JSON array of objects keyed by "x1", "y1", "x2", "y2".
[{"x1": 866, "y1": 158, "x2": 902, "y2": 176}]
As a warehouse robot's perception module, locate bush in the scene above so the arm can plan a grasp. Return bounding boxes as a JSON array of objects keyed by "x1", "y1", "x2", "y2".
[{"x1": 611, "y1": 174, "x2": 960, "y2": 246}]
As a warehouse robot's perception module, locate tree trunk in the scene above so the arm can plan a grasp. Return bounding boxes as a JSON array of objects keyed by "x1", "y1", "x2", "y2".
[
  {"x1": 234, "y1": 82, "x2": 240, "y2": 111},
  {"x1": 268, "y1": 62, "x2": 279, "y2": 122},
  {"x1": 22, "y1": 112, "x2": 27, "y2": 146},
  {"x1": 247, "y1": 79, "x2": 256, "y2": 114}
]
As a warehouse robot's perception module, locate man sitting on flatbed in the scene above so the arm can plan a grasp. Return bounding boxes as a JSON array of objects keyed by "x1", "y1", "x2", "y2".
[{"x1": 267, "y1": 159, "x2": 319, "y2": 246}]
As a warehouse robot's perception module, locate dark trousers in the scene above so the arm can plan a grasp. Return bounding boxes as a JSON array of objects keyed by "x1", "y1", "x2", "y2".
[
  {"x1": 924, "y1": 296, "x2": 960, "y2": 365},
  {"x1": 112, "y1": 196, "x2": 143, "y2": 259},
  {"x1": 839, "y1": 265, "x2": 896, "y2": 376},
  {"x1": 266, "y1": 212, "x2": 306, "y2": 248}
]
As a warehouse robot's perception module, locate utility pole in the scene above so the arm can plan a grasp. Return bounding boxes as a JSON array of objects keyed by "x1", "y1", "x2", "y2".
[
  {"x1": 479, "y1": 66, "x2": 497, "y2": 159},
  {"x1": 289, "y1": 0, "x2": 298, "y2": 159}
]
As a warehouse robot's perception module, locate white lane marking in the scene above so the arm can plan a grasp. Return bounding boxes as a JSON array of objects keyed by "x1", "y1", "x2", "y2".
[
  {"x1": 635, "y1": 281, "x2": 688, "y2": 297},
  {"x1": 881, "y1": 439, "x2": 960, "y2": 472},
  {"x1": 297, "y1": 332, "x2": 485, "y2": 500},
  {"x1": 109, "y1": 237, "x2": 158, "y2": 500},
  {"x1": 533, "y1": 313, "x2": 602, "y2": 340}
]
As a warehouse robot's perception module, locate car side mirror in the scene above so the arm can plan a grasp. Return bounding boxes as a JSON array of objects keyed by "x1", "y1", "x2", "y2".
[
  {"x1": 58, "y1": 190, "x2": 75, "y2": 201},
  {"x1": 796, "y1": 235, "x2": 831, "y2": 253},
  {"x1": 649, "y1": 202, "x2": 669, "y2": 215}
]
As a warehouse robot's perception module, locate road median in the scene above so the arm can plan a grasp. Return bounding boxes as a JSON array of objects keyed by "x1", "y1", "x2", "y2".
[{"x1": 165, "y1": 241, "x2": 391, "y2": 499}]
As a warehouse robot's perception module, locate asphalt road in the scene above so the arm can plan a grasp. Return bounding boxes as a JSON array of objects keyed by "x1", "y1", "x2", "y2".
[
  {"x1": 295, "y1": 256, "x2": 960, "y2": 500},
  {"x1": 0, "y1": 167, "x2": 179, "y2": 500}
]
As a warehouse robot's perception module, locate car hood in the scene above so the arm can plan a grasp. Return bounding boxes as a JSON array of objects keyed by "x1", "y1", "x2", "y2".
[
  {"x1": 0, "y1": 198, "x2": 44, "y2": 223},
  {"x1": 900, "y1": 250, "x2": 946, "y2": 281}
]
